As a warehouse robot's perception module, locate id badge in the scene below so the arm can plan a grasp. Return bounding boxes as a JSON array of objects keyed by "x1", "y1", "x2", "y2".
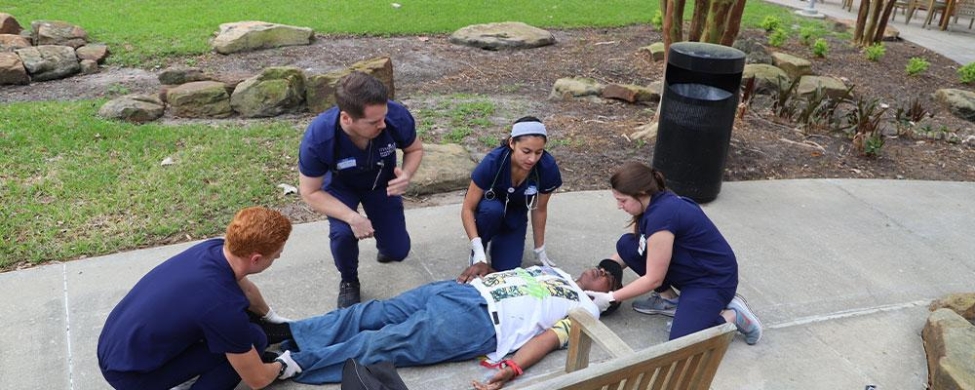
[
  {"x1": 336, "y1": 157, "x2": 356, "y2": 170},
  {"x1": 525, "y1": 186, "x2": 538, "y2": 196}
]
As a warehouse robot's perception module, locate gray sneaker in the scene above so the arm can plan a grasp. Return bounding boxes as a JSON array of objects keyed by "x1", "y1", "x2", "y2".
[
  {"x1": 727, "y1": 294, "x2": 763, "y2": 345},
  {"x1": 632, "y1": 292, "x2": 679, "y2": 317}
]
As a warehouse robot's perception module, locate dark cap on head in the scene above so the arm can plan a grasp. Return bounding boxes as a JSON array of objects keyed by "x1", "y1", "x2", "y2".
[{"x1": 598, "y1": 259, "x2": 624, "y2": 316}]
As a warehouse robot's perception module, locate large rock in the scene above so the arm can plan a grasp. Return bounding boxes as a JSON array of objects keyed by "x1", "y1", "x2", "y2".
[
  {"x1": 79, "y1": 59, "x2": 98, "y2": 74},
  {"x1": 549, "y1": 77, "x2": 605, "y2": 101},
  {"x1": 98, "y1": 94, "x2": 165, "y2": 123},
  {"x1": 0, "y1": 34, "x2": 30, "y2": 52},
  {"x1": 31, "y1": 20, "x2": 88, "y2": 48},
  {"x1": 166, "y1": 81, "x2": 233, "y2": 118},
  {"x1": 630, "y1": 122, "x2": 658, "y2": 141},
  {"x1": 397, "y1": 143, "x2": 477, "y2": 196},
  {"x1": 75, "y1": 44, "x2": 109, "y2": 63},
  {"x1": 15, "y1": 45, "x2": 80, "y2": 81},
  {"x1": 211, "y1": 21, "x2": 313, "y2": 54},
  {"x1": 936, "y1": 88, "x2": 975, "y2": 122},
  {"x1": 602, "y1": 83, "x2": 659, "y2": 103},
  {"x1": 772, "y1": 52, "x2": 813, "y2": 80},
  {"x1": 922, "y1": 309, "x2": 975, "y2": 390},
  {"x1": 733, "y1": 37, "x2": 773, "y2": 65},
  {"x1": 0, "y1": 52, "x2": 29, "y2": 85},
  {"x1": 231, "y1": 66, "x2": 306, "y2": 118},
  {"x1": 931, "y1": 293, "x2": 975, "y2": 321},
  {"x1": 449, "y1": 22, "x2": 554, "y2": 50},
  {"x1": 639, "y1": 42, "x2": 666, "y2": 62},
  {"x1": 306, "y1": 56, "x2": 395, "y2": 114},
  {"x1": 742, "y1": 64, "x2": 790, "y2": 94},
  {"x1": 0, "y1": 13, "x2": 23, "y2": 35},
  {"x1": 797, "y1": 76, "x2": 849, "y2": 100},
  {"x1": 158, "y1": 67, "x2": 209, "y2": 85}
]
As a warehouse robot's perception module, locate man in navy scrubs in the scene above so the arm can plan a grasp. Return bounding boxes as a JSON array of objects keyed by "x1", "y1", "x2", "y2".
[
  {"x1": 97, "y1": 207, "x2": 301, "y2": 389},
  {"x1": 298, "y1": 72, "x2": 424, "y2": 308}
]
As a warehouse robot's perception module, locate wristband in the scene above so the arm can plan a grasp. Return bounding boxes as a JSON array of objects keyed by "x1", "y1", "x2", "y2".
[{"x1": 501, "y1": 359, "x2": 523, "y2": 377}]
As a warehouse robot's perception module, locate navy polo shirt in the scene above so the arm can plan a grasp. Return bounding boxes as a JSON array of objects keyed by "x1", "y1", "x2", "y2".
[
  {"x1": 639, "y1": 191, "x2": 738, "y2": 289},
  {"x1": 471, "y1": 145, "x2": 562, "y2": 213},
  {"x1": 97, "y1": 239, "x2": 253, "y2": 373},
  {"x1": 298, "y1": 100, "x2": 417, "y2": 191}
]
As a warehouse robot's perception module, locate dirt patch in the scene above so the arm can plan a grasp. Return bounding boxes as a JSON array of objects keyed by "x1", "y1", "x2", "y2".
[{"x1": 4, "y1": 25, "x2": 975, "y2": 227}]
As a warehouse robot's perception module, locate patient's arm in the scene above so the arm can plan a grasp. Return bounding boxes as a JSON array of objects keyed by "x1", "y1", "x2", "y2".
[{"x1": 472, "y1": 329, "x2": 561, "y2": 389}]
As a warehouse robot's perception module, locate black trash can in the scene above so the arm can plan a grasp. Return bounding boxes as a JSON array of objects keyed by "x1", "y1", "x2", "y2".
[{"x1": 652, "y1": 42, "x2": 745, "y2": 203}]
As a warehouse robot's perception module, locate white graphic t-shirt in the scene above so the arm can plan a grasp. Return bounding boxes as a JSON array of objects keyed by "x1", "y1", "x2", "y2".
[{"x1": 469, "y1": 266, "x2": 600, "y2": 363}]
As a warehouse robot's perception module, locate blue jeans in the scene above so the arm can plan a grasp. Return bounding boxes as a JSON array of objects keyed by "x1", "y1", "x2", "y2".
[{"x1": 285, "y1": 281, "x2": 497, "y2": 384}]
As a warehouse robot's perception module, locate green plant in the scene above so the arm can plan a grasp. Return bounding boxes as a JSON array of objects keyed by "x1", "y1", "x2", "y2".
[
  {"x1": 772, "y1": 78, "x2": 801, "y2": 120},
  {"x1": 478, "y1": 135, "x2": 500, "y2": 147},
  {"x1": 796, "y1": 85, "x2": 852, "y2": 131},
  {"x1": 761, "y1": 15, "x2": 782, "y2": 32},
  {"x1": 442, "y1": 127, "x2": 473, "y2": 144},
  {"x1": 958, "y1": 63, "x2": 975, "y2": 84},
  {"x1": 906, "y1": 57, "x2": 930, "y2": 76},
  {"x1": 651, "y1": 9, "x2": 664, "y2": 30},
  {"x1": 767, "y1": 28, "x2": 788, "y2": 47},
  {"x1": 106, "y1": 83, "x2": 130, "y2": 96},
  {"x1": 811, "y1": 38, "x2": 828, "y2": 58},
  {"x1": 844, "y1": 97, "x2": 888, "y2": 157},
  {"x1": 864, "y1": 43, "x2": 885, "y2": 61},
  {"x1": 798, "y1": 27, "x2": 817, "y2": 45}
]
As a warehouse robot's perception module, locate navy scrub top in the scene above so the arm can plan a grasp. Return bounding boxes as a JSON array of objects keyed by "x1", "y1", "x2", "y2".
[
  {"x1": 471, "y1": 145, "x2": 563, "y2": 214},
  {"x1": 298, "y1": 100, "x2": 417, "y2": 192},
  {"x1": 639, "y1": 191, "x2": 738, "y2": 289}
]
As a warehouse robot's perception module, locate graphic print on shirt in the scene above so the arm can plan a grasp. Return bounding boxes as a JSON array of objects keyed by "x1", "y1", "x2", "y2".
[{"x1": 485, "y1": 268, "x2": 580, "y2": 303}]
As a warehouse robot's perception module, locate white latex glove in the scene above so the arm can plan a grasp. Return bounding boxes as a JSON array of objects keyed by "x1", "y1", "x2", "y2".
[
  {"x1": 262, "y1": 307, "x2": 292, "y2": 324},
  {"x1": 533, "y1": 245, "x2": 556, "y2": 267},
  {"x1": 471, "y1": 237, "x2": 487, "y2": 265},
  {"x1": 585, "y1": 290, "x2": 616, "y2": 312},
  {"x1": 275, "y1": 350, "x2": 302, "y2": 380}
]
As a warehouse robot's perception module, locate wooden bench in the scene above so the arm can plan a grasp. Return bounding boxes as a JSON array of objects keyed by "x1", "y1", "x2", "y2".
[{"x1": 514, "y1": 308, "x2": 737, "y2": 390}]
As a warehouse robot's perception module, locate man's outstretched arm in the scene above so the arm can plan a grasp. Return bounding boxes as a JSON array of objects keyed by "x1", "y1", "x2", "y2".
[{"x1": 472, "y1": 329, "x2": 562, "y2": 389}]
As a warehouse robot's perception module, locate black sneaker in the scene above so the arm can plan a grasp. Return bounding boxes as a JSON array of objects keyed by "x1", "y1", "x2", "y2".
[
  {"x1": 377, "y1": 252, "x2": 395, "y2": 263},
  {"x1": 337, "y1": 280, "x2": 361, "y2": 308}
]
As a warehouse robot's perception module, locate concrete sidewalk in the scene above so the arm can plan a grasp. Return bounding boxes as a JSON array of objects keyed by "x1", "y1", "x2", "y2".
[{"x1": 3, "y1": 179, "x2": 973, "y2": 389}]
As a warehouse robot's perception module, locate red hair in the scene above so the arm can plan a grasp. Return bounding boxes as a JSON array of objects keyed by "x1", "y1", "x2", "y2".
[{"x1": 225, "y1": 207, "x2": 292, "y2": 257}]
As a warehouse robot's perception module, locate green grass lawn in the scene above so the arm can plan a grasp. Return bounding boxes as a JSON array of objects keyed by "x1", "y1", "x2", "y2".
[
  {"x1": 0, "y1": 101, "x2": 302, "y2": 267},
  {"x1": 1, "y1": 0, "x2": 836, "y2": 67}
]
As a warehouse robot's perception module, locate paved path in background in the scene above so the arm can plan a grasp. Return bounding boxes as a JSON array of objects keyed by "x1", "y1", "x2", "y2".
[
  {"x1": 764, "y1": 0, "x2": 975, "y2": 64},
  {"x1": 3, "y1": 179, "x2": 974, "y2": 390}
]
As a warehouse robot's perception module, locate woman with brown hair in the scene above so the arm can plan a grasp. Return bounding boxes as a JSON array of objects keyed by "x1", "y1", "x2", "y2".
[{"x1": 585, "y1": 161, "x2": 763, "y2": 345}]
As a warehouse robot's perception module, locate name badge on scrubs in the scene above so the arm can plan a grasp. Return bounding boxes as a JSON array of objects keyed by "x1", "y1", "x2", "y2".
[
  {"x1": 525, "y1": 186, "x2": 538, "y2": 196},
  {"x1": 337, "y1": 157, "x2": 357, "y2": 170},
  {"x1": 638, "y1": 234, "x2": 647, "y2": 256}
]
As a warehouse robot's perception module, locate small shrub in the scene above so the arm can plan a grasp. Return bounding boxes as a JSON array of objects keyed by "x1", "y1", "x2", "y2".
[
  {"x1": 958, "y1": 63, "x2": 975, "y2": 84},
  {"x1": 798, "y1": 27, "x2": 817, "y2": 45},
  {"x1": 773, "y1": 78, "x2": 801, "y2": 120},
  {"x1": 864, "y1": 43, "x2": 885, "y2": 61},
  {"x1": 761, "y1": 15, "x2": 782, "y2": 32},
  {"x1": 767, "y1": 28, "x2": 788, "y2": 47},
  {"x1": 845, "y1": 97, "x2": 888, "y2": 157},
  {"x1": 812, "y1": 38, "x2": 829, "y2": 58},
  {"x1": 651, "y1": 10, "x2": 663, "y2": 30},
  {"x1": 906, "y1": 57, "x2": 930, "y2": 76}
]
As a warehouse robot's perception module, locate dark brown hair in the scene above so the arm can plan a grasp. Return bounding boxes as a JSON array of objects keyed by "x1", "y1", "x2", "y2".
[
  {"x1": 610, "y1": 161, "x2": 667, "y2": 230},
  {"x1": 335, "y1": 72, "x2": 388, "y2": 119}
]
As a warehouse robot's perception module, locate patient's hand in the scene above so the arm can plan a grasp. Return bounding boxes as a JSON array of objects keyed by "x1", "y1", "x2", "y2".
[
  {"x1": 456, "y1": 262, "x2": 494, "y2": 284},
  {"x1": 471, "y1": 368, "x2": 515, "y2": 390}
]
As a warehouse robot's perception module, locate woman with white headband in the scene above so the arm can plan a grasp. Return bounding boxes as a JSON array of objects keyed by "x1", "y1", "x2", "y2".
[{"x1": 457, "y1": 116, "x2": 563, "y2": 283}]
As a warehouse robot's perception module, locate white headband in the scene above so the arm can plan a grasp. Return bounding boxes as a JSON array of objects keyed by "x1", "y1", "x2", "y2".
[{"x1": 511, "y1": 121, "x2": 547, "y2": 138}]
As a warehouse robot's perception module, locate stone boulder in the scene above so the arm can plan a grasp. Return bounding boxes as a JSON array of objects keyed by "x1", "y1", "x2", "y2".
[
  {"x1": 15, "y1": 45, "x2": 80, "y2": 81},
  {"x1": 742, "y1": 64, "x2": 790, "y2": 94},
  {"x1": 549, "y1": 77, "x2": 605, "y2": 102},
  {"x1": 397, "y1": 143, "x2": 476, "y2": 196},
  {"x1": 31, "y1": 20, "x2": 88, "y2": 48},
  {"x1": 0, "y1": 52, "x2": 29, "y2": 85},
  {"x1": 80, "y1": 59, "x2": 98, "y2": 74},
  {"x1": 772, "y1": 52, "x2": 813, "y2": 80},
  {"x1": 602, "y1": 83, "x2": 659, "y2": 103},
  {"x1": 98, "y1": 94, "x2": 165, "y2": 123},
  {"x1": 630, "y1": 122, "x2": 658, "y2": 141},
  {"x1": 648, "y1": 81, "x2": 663, "y2": 96},
  {"x1": 797, "y1": 76, "x2": 849, "y2": 100},
  {"x1": 930, "y1": 293, "x2": 975, "y2": 321},
  {"x1": 0, "y1": 34, "x2": 30, "y2": 52},
  {"x1": 76, "y1": 44, "x2": 109, "y2": 63},
  {"x1": 211, "y1": 21, "x2": 314, "y2": 54},
  {"x1": 231, "y1": 66, "x2": 306, "y2": 118},
  {"x1": 936, "y1": 88, "x2": 975, "y2": 122},
  {"x1": 733, "y1": 37, "x2": 773, "y2": 65},
  {"x1": 166, "y1": 81, "x2": 233, "y2": 118},
  {"x1": 449, "y1": 22, "x2": 554, "y2": 50},
  {"x1": 922, "y1": 309, "x2": 975, "y2": 389},
  {"x1": 306, "y1": 56, "x2": 395, "y2": 114},
  {"x1": 0, "y1": 13, "x2": 23, "y2": 35},
  {"x1": 639, "y1": 42, "x2": 665, "y2": 62},
  {"x1": 158, "y1": 67, "x2": 209, "y2": 86}
]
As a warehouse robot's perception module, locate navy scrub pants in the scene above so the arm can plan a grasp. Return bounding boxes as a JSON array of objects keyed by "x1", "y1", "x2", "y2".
[
  {"x1": 475, "y1": 198, "x2": 528, "y2": 271},
  {"x1": 616, "y1": 233, "x2": 735, "y2": 340},
  {"x1": 101, "y1": 323, "x2": 268, "y2": 390},
  {"x1": 327, "y1": 186, "x2": 411, "y2": 282}
]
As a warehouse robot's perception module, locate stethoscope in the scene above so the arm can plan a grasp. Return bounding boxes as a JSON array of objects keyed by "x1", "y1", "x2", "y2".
[
  {"x1": 332, "y1": 136, "x2": 387, "y2": 191},
  {"x1": 483, "y1": 150, "x2": 540, "y2": 216}
]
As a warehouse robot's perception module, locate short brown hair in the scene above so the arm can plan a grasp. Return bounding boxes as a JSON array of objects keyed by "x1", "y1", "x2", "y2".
[
  {"x1": 335, "y1": 72, "x2": 388, "y2": 119},
  {"x1": 611, "y1": 161, "x2": 667, "y2": 230},
  {"x1": 225, "y1": 207, "x2": 292, "y2": 258}
]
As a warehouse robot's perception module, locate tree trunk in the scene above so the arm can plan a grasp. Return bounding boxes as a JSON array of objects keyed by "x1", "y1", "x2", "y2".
[
  {"x1": 663, "y1": 0, "x2": 676, "y2": 61},
  {"x1": 689, "y1": 0, "x2": 711, "y2": 41},
  {"x1": 862, "y1": 0, "x2": 884, "y2": 46},
  {"x1": 853, "y1": 0, "x2": 870, "y2": 44},
  {"x1": 720, "y1": 0, "x2": 748, "y2": 46},
  {"x1": 873, "y1": 0, "x2": 897, "y2": 43},
  {"x1": 671, "y1": 0, "x2": 687, "y2": 43},
  {"x1": 704, "y1": 0, "x2": 733, "y2": 43}
]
